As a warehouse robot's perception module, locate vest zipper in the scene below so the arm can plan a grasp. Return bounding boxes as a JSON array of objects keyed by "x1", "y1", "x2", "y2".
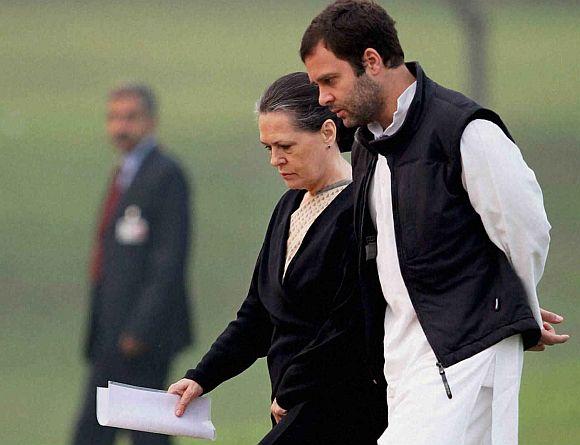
[
  {"x1": 386, "y1": 155, "x2": 406, "y2": 269},
  {"x1": 358, "y1": 154, "x2": 378, "y2": 269},
  {"x1": 356, "y1": 151, "x2": 380, "y2": 382},
  {"x1": 386, "y1": 154, "x2": 452, "y2": 400},
  {"x1": 436, "y1": 362, "x2": 453, "y2": 399}
]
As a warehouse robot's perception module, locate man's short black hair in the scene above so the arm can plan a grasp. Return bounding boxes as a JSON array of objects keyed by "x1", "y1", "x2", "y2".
[
  {"x1": 109, "y1": 83, "x2": 158, "y2": 118},
  {"x1": 300, "y1": 0, "x2": 404, "y2": 75}
]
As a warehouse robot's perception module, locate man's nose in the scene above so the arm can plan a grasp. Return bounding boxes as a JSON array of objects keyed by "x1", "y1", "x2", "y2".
[{"x1": 319, "y1": 90, "x2": 334, "y2": 106}]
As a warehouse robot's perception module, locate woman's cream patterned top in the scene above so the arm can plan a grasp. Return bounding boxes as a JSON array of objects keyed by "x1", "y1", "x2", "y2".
[{"x1": 283, "y1": 180, "x2": 351, "y2": 278}]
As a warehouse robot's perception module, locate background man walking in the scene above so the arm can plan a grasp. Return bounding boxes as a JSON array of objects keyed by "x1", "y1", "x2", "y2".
[{"x1": 72, "y1": 83, "x2": 193, "y2": 445}]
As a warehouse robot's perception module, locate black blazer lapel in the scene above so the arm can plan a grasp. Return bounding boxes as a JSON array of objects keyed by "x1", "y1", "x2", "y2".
[
  {"x1": 271, "y1": 190, "x2": 304, "y2": 287},
  {"x1": 115, "y1": 147, "x2": 159, "y2": 213}
]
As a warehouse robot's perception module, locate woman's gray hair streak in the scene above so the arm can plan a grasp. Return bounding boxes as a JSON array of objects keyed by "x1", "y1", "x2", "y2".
[
  {"x1": 257, "y1": 72, "x2": 340, "y2": 132},
  {"x1": 109, "y1": 82, "x2": 158, "y2": 118}
]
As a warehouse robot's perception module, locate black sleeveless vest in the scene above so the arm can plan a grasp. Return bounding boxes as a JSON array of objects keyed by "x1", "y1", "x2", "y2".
[{"x1": 351, "y1": 62, "x2": 540, "y2": 375}]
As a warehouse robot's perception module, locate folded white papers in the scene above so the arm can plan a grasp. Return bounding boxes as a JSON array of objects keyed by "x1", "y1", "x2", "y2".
[{"x1": 97, "y1": 381, "x2": 216, "y2": 440}]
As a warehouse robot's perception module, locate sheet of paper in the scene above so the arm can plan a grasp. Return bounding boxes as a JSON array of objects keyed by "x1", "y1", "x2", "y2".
[{"x1": 97, "y1": 381, "x2": 216, "y2": 440}]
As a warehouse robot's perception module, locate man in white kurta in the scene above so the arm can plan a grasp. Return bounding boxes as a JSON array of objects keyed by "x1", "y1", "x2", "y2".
[
  {"x1": 368, "y1": 82, "x2": 550, "y2": 444},
  {"x1": 301, "y1": 2, "x2": 567, "y2": 444}
]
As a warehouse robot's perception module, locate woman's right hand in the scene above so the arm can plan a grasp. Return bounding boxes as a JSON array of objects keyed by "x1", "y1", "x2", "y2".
[
  {"x1": 271, "y1": 398, "x2": 288, "y2": 424},
  {"x1": 167, "y1": 378, "x2": 204, "y2": 417}
]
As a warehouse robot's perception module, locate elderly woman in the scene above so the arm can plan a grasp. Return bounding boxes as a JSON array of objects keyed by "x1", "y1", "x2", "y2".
[{"x1": 168, "y1": 72, "x2": 387, "y2": 444}]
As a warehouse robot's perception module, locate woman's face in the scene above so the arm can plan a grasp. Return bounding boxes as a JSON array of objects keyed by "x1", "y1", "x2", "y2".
[{"x1": 258, "y1": 111, "x2": 333, "y2": 193}]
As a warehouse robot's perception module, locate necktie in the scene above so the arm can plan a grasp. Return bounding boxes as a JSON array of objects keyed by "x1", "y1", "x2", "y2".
[{"x1": 89, "y1": 168, "x2": 121, "y2": 284}]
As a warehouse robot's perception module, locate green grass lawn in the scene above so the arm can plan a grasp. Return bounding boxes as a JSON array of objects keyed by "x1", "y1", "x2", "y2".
[{"x1": 0, "y1": 1, "x2": 578, "y2": 443}]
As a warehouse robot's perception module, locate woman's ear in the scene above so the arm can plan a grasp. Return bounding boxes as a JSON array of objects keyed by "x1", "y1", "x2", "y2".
[{"x1": 321, "y1": 119, "x2": 337, "y2": 147}]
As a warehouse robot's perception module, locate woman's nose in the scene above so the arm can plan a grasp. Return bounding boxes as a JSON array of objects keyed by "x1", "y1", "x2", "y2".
[{"x1": 270, "y1": 149, "x2": 286, "y2": 167}]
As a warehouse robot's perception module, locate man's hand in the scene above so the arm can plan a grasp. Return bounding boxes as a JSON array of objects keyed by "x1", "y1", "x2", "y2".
[
  {"x1": 118, "y1": 334, "x2": 147, "y2": 358},
  {"x1": 529, "y1": 308, "x2": 570, "y2": 351},
  {"x1": 168, "y1": 378, "x2": 204, "y2": 417},
  {"x1": 271, "y1": 398, "x2": 287, "y2": 424}
]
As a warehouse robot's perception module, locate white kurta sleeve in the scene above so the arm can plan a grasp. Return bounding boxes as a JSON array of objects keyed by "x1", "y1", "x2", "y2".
[{"x1": 460, "y1": 119, "x2": 551, "y2": 327}]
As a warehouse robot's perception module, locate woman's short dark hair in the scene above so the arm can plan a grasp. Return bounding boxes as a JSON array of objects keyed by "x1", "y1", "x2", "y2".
[
  {"x1": 257, "y1": 72, "x2": 340, "y2": 132},
  {"x1": 257, "y1": 72, "x2": 354, "y2": 152},
  {"x1": 300, "y1": 0, "x2": 404, "y2": 75}
]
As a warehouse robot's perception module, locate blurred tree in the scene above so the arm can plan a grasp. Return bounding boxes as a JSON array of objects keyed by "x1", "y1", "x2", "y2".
[{"x1": 448, "y1": 0, "x2": 488, "y2": 104}]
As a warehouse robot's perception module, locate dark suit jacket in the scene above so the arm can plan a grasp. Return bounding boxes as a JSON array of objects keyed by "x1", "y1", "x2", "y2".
[{"x1": 86, "y1": 147, "x2": 192, "y2": 362}]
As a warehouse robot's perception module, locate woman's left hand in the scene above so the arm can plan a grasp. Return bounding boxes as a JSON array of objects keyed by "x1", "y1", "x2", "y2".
[{"x1": 271, "y1": 398, "x2": 288, "y2": 424}]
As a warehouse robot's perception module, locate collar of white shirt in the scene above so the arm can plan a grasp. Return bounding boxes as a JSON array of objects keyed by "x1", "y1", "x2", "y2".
[{"x1": 367, "y1": 81, "x2": 417, "y2": 140}]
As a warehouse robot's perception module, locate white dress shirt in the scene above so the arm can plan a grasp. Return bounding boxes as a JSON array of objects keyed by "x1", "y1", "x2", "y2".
[
  {"x1": 367, "y1": 81, "x2": 551, "y2": 388},
  {"x1": 117, "y1": 135, "x2": 156, "y2": 192}
]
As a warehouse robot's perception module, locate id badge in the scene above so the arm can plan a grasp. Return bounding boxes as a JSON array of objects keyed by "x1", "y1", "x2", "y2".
[{"x1": 115, "y1": 205, "x2": 149, "y2": 245}]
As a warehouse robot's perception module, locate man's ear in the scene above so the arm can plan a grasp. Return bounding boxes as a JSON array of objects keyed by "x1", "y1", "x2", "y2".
[
  {"x1": 362, "y1": 48, "x2": 384, "y2": 75},
  {"x1": 321, "y1": 119, "x2": 337, "y2": 146}
]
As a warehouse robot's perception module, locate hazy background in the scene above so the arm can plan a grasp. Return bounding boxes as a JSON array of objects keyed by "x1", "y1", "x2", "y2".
[{"x1": 0, "y1": 1, "x2": 578, "y2": 444}]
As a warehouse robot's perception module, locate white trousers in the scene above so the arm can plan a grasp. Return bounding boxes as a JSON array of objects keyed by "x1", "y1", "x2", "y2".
[{"x1": 378, "y1": 335, "x2": 524, "y2": 445}]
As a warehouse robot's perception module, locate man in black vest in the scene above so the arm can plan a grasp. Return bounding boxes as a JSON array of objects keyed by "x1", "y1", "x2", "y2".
[
  {"x1": 71, "y1": 84, "x2": 193, "y2": 445},
  {"x1": 301, "y1": 1, "x2": 568, "y2": 444}
]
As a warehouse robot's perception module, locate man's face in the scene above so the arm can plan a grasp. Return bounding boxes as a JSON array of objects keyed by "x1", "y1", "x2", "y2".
[
  {"x1": 106, "y1": 95, "x2": 155, "y2": 152},
  {"x1": 305, "y1": 42, "x2": 384, "y2": 127}
]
